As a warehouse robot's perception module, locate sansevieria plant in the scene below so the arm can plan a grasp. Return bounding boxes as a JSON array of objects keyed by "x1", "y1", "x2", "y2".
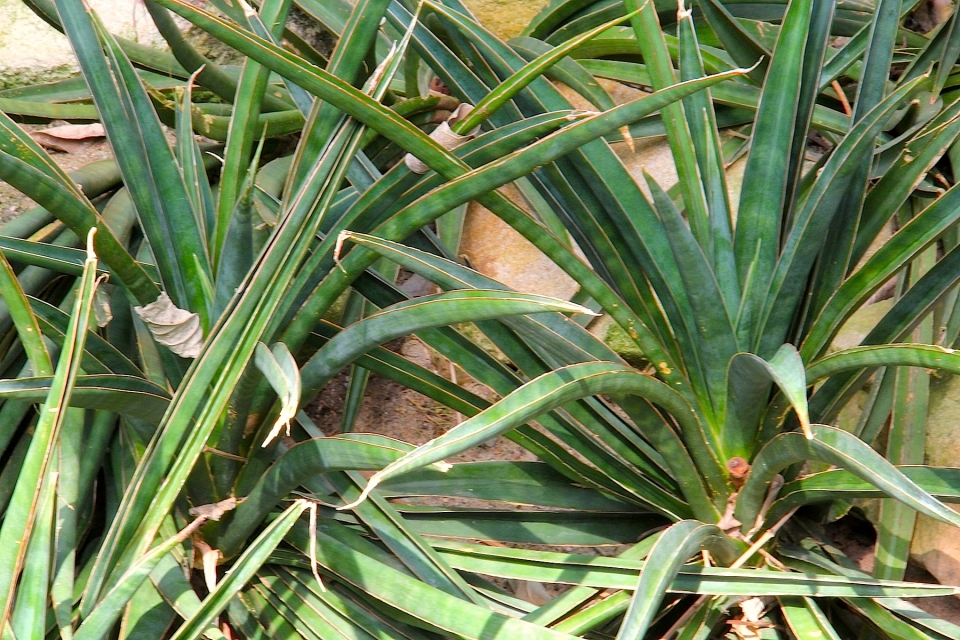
[{"x1": 0, "y1": 0, "x2": 959, "y2": 636}]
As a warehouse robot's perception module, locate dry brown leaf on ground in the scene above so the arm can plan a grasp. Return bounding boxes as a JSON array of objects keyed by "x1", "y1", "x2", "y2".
[{"x1": 31, "y1": 123, "x2": 106, "y2": 153}]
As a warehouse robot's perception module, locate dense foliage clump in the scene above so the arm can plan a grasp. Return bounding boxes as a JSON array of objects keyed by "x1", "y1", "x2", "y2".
[{"x1": 0, "y1": 0, "x2": 960, "y2": 637}]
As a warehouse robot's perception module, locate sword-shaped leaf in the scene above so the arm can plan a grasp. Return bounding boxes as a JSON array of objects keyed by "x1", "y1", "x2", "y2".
[
  {"x1": 735, "y1": 425, "x2": 960, "y2": 534},
  {"x1": 0, "y1": 230, "x2": 99, "y2": 625},
  {"x1": 336, "y1": 362, "x2": 701, "y2": 511}
]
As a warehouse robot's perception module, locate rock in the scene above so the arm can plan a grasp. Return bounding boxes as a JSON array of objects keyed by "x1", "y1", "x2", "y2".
[
  {"x1": 460, "y1": 0, "x2": 550, "y2": 39},
  {"x1": 460, "y1": 182, "x2": 579, "y2": 300},
  {"x1": 824, "y1": 302, "x2": 960, "y2": 589},
  {"x1": 399, "y1": 273, "x2": 437, "y2": 298},
  {"x1": 612, "y1": 137, "x2": 679, "y2": 201},
  {"x1": 910, "y1": 373, "x2": 960, "y2": 587},
  {"x1": 588, "y1": 314, "x2": 646, "y2": 367},
  {"x1": 828, "y1": 300, "x2": 894, "y2": 353},
  {"x1": 0, "y1": 0, "x2": 166, "y2": 89}
]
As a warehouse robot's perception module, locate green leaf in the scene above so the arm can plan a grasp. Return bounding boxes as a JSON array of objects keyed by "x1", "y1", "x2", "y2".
[
  {"x1": 581, "y1": 58, "x2": 851, "y2": 134},
  {"x1": 9, "y1": 465, "x2": 57, "y2": 640},
  {"x1": 852, "y1": 93, "x2": 960, "y2": 266},
  {"x1": 217, "y1": 436, "x2": 410, "y2": 557},
  {"x1": 769, "y1": 466, "x2": 960, "y2": 524},
  {"x1": 734, "y1": 0, "x2": 815, "y2": 341},
  {"x1": 338, "y1": 232, "x2": 621, "y2": 363},
  {"x1": 168, "y1": 500, "x2": 308, "y2": 640},
  {"x1": 736, "y1": 425, "x2": 960, "y2": 534},
  {"x1": 807, "y1": 344, "x2": 960, "y2": 382},
  {"x1": 299, "y1": 290, "x2": 596, "y2": 400},
  {"x1": 30, "y1": 296, "x2": 144, "y2": 378},
  {"x1": 436, "y1": 3, "x2": 639, "y2": 134},
  {"x1": 73, "y1": 518, "x2": 207, "y2": 640},
  {"x1": 214, "y1": 139, "x2": 263, "y2": 318},
  {"x1": 875, "y1": 242, "x2": 933, "y2": 582},
  {"x1": 642, "y1": 171, "x2": 739, "y2": 426},
  {"x1": 759, "y1": 78, "x2": 922, "y2": 358},
  {"x1": 780, "y1": 597, "x2": 842, "y2": 640},
  {"x1": 80, "y1": 82, "x2": 373, "y2": 614},
  {"x1": 0, "y1": 236, "x2": 159, "y2": 283},
  {"x1": 431, "y1": 538, "x2": 958, "y2": 598},
  {"x1": 53, "y1": 0, "x2": 211, "y2": 321},
  {"x1": 328, "y1": 470, "x2": 483, "y2": 603},
  {"x1": 214, "y1": 0, "x2": 293, "y2": 265},
  {"x1": 336, "y1": 362, "x2": 710, "y2": 518},
  {"x1": 51, "y1": 408, "x2": 84, "y2": 640},
  {"x1": 379, "y1": 460, "x2": 637, "y2": 510},
  {"x1": 287, "y1": 0, "x2": 392, "y2": 191},
  {"x1": 175, "y1": 68, "x2": 216, "y2": 249},
  {"x1": 802, "y1": 184, "x2": 960, "y2": 359},
  {"x1": 617, "y1": 521, "x2": 737, "y2": 640},
  {"x1": 399, "y1": 505, "x2": 663, "y2": 546},
  {"x1": 697, "y1": 0, "x2": 770, "y2": 82},
  {"x1": 0, "y1": 248, "x2": 51, "y2": 376},
  {"x1": 676, "y1": 12, "x2": 738, "y2": 312},
  {"x1": 725, "y1": 344, "x2": 810, "y2": 459},
  {"x1": 0, "y1": 375, "x2": 170, "y2": 422},
  {"x1": 624, "y1": 0, "x2": 711, "y2": 250},
  {"x1": 808, "y1": 0, "x2": 906, "y2": 315},
  {"x1": 296, "y1": 525, "x2": 581, "y2": 639},
  {"x1": 0, "y1": 115, "x2": 159, "y2": 305}
]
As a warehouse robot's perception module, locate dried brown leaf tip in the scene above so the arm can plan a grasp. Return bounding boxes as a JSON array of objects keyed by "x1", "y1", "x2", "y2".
[{"x1": 727, "y1": 456, "x2": 751, "y2": 487}]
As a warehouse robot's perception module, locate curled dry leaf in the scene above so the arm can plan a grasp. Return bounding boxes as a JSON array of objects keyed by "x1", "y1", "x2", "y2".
[
  {"x1": 188, "y1": 496, "x2": 238, "y2": 521},
  {"x1": 512, "y1": 580, "x2": 553, "y2": 606},
  {"x1": 134, "y1": 292, "x2": 204, "y2": 358},
  {"x1": 93, "y1": 286, "x2": 113, "y2": 328},
  {"x1": 31, "y1": 123, "x2": 106, "y2": 154},
  {"x1": 404, "y1": 103, "x2": 479, "y2": 174},
  {"x1": 718, "y1": 495, "x2": 743, "y2": 533},
  {"x1": 254, "y1": 342, "x2": 301, "y2": 447},
  {"x1": 192, "y1": 538, "x2": 221, "y2": 592},
  {"x1": 730, "y1": 597, "x2": 774, "y2": 640}
]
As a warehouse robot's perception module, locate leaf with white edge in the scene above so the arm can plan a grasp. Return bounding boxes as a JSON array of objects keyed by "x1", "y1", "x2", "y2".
[
  {"x1": 255, "y1": 342, "x2": 301, "y2": 447},
  {"x1": 736, "y1": 425, "x2": 960, "y2": 535},
  {"x1": 337, "y1": 362, "x2": 704, "y2": 513},
  {"x1": 617, "y1": 521, "x2": 738, "y2": 640},
  {"x1": 134, "y1": 292, "x2": 204, "y2": 358},
  {"x1": 73, "y1": 517, "x2": 208, "y2": 640},
  {"x1": 299, "y1": 289, "x2": 599, "y2": 402},
  {"x1": 725, "y1": 344, "x2": 810, "y2": 461},
  {"x1": 404, "y1": 103, "x2": 479, "y2": 174}
]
